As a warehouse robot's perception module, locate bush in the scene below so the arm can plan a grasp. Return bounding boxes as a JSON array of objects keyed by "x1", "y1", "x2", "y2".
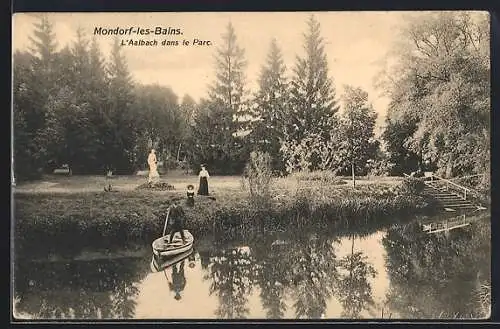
[
  {"x1": 241, "y1": 151, "x2": 274, "y2": 204},
  {"x1": 366, "y1": 158, "x2": 395, "y2": 177},
  {"x1": 399, "y1": 177, "x2": 425, "y2": 195}
]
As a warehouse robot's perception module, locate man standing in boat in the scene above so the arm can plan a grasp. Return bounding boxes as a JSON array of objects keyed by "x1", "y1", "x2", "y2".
[{"x1": 167, "y1": 202, "x2": 186, "y2": 244}]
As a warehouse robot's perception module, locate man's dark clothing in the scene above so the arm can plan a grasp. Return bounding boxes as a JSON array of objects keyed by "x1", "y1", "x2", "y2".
[{"x1": 168, "y1": 205, "x2": 186, "y2": 243}]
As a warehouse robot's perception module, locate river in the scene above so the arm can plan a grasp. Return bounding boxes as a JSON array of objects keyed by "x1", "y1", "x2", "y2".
[{"x1": 13, "y1": 213, "x2": 490, "y2": 320}]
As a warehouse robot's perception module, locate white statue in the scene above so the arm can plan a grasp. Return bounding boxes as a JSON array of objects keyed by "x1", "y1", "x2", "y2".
[{"x1": 148, "y1": 149, "x2": 160, "y2": 183}]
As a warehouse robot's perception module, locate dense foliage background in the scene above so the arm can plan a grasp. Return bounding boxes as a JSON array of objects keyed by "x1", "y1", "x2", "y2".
[{"x1": 13, "y1": 13, "x2": 490, "y2": 185}]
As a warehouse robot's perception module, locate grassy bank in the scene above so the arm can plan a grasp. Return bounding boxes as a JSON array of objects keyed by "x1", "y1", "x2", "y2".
[{"x1": 13, "y1": 175, "x2": 438, "y2": 259}]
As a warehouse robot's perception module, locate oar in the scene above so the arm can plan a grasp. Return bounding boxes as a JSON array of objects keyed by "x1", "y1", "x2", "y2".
[{"x1": 162, "y1": 208, "x2": 171, "y2": 237}]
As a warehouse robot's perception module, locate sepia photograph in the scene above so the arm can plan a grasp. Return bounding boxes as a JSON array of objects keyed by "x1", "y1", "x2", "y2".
[{"x1": 11, "y1": 11, "x2": 491, "y2": 320}]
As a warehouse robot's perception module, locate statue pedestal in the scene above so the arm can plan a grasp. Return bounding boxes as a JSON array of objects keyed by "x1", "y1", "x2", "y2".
[{"x1": 137, "y1": 178, "x2": 175, "y2": 191}]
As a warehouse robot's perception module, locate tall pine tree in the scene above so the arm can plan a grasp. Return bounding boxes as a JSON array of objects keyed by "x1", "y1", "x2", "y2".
[
  {"x1": 194, "y1": 22, "x2": 249, "y2": 173},
  {"x1": 251, "y1": 38, "x2": 290, "y2": 172},
  {"x1": 282, "y1": 15, "x2": 339, "y2": 172},
  {"x1": 26, "y1": 14, "x2": 61, "y2": 174},
  {"x1": 104, "y1": 37, "x2": 136, "y2": 173}
]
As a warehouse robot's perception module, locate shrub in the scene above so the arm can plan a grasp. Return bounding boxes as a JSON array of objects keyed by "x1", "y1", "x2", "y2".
[
  {"x1": 241, "y1": 151, "x2": 274, "y2": 204},
  {"x1": 398, "y1": 177, "x2": 425, "y2": 195}
]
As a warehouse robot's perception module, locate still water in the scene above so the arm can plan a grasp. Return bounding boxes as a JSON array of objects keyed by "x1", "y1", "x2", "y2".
[{"x1": 13, "y1": 214, "x2": 490, "y2": 320}]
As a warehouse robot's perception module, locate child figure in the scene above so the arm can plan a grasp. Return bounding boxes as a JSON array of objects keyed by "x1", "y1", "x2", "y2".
[{"x1": 186, "y1": 184, "x2": 195, "y2": 207}]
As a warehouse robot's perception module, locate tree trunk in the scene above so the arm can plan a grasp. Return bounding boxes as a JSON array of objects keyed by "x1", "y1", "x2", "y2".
[
  {"x1": 351, "y1": 161, "x2": 356, "y2": 188},
  {"x1": 177, "y1": 143, "x2": 182, "y2": 162},
  {"x1": 445, "y1": 154, "x2": 454, "y2": 178}
]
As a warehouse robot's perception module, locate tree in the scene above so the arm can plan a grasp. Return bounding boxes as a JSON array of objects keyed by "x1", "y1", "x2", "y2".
[
  {"x1": 190, "y1": 99, "x2": 244, "y2": 174},
  {"x1": 13, "y1": 51, "x2": 42, "y2": 181},
  {"x1": 85, "y1": 36, "x2": 110, "y2": 172},
  {"x1": 14, "y1": 15, "x2": 61, "y2": 178},
  {"x1": 209, "y1": 22, "x2": 248, "y2": 123},
  {"x1": 192, "y1": 22, "x2": 249, "y2": 174},
  {"x1": 336, "y1": 86, "x2": 378, "y2": 186},
  {"x1": 178, "y1": 94, "x2": 198, "y2": 168},
  {"x1": 381, "y1": 109, "x2": 421, "y2": 176},
  {"x1": 28, "y1": 14, "x2": 58, "y2": 89},
  {"x1": 281, "y1": 15, "x2": 339, "y2": 172},
  {"x1": 103, "y1": 37, "x2": 137, "y2": 174},
  {"x1": 132, "y1": 84, "x2": 181, "y2": 170},
  {"x1": 378, "y1": 12, "x2": 490, "y2": 178},
  {"x1": 250, "y1": 38, "x2": 290, "y2": 172}
]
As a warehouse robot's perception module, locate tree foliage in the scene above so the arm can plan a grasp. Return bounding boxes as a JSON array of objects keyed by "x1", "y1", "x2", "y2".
[
  {"x1": 334, "y1": 85, "x2": 379, "y2": 175},
  {"x1": 379, "y1": 12, "x2": 490, "y2": 179},
  {"x1": 13, "y1": 13, "x2": 489, "y2": 181},
  {"x1": 280, "y1": 15, "x2": 339, "y2": 173},
  {"x1": 190, "y1": 22, "x2": 250, "y2": 174},
  {"x1": 250, "y1": 38, "x2": 290, "y2": 172}
]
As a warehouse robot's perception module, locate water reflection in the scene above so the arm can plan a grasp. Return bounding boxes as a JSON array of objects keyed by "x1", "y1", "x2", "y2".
[
  {"x1": 150, "y1": 249, "x2": 196, "y2": 302},
  {"x1": 204, "y1": 246, "x2": 255, "y2": 319},
  {"x1": 286, "y1": 234, "x2": 338, "y2": 319},
  {"x1": 13, "y1": 214, "x2": 490, "y2": 320},
  {"x1": 13, "y1": 257, "x2": 149, "y2": 319},
  {"x1": 336, "y1": 235, "x2": 377, "y2": 318},
  {"x1": 252, "y1": 237, "x2": 291, "y2": 319},
  {"x1": 382, "y1": 217, "x2": 491, "y2": 319}
]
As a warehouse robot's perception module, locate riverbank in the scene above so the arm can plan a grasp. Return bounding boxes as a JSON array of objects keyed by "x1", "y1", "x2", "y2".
[{"x1": 13, "y1": 174, "x2": 438, "y2": 259}]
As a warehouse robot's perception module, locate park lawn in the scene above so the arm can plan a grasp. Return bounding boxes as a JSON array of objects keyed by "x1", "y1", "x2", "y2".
[
  {"x1": 13, "y1": 173, "x2": 406, "y2": 224},
  {"x1": 14, "y1": 171, "x2": 402, "y2": 194}
]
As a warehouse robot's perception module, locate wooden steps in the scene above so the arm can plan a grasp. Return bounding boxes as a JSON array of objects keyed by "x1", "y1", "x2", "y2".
[{"x1": 423, "y1": 183, "x2": 479, "y2": 211}]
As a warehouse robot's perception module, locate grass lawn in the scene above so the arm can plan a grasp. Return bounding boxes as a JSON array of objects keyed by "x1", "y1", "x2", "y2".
[{"x1": 14, "y1": 170, "x2": 403, "y2": 195}]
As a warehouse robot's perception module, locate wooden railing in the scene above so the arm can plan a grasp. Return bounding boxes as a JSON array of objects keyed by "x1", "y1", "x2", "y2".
[
  {"x1": 427, "y1": 174, "x2": 473, "y2": 200},
  {"x1": 422, "y1": 214, "x2": 469, "y2": 234},
  {"x1": 403, "y1": 172, "x2": 480, "y2": 201}
]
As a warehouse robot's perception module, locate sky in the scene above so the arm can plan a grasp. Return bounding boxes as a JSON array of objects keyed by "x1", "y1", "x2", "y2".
[{"x1": 12, "y1": 12, "x2": 412, "y2": 131}]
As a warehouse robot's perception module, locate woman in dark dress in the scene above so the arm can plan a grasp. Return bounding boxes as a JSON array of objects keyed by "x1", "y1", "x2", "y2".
[{"x1": 197, "y1": 165, "x2": 210, "y2": 196}]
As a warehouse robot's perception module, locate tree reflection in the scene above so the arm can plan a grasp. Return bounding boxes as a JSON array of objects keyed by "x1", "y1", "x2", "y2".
[
  {"x1": 251, "y1": 236, "x2": 291, "y2": 319},
  {"x1": 382, "y1": 216, "x2": 490, "y2": 319},
  {"x1": 287, "y1": 233, "x2": 338, "y2": 319},
  {"x1": 203, "y1": 231, "x2": 341, "y2": 319},
  {"x1": 204, "y1": 246, "x2": 255, "y2": 319},
  {"x1": 13, "y1": 257, "x2": 148, "y2": 319},
  {"x1": 335, "y1": 235, "x2": 377, "y2": 318}
]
